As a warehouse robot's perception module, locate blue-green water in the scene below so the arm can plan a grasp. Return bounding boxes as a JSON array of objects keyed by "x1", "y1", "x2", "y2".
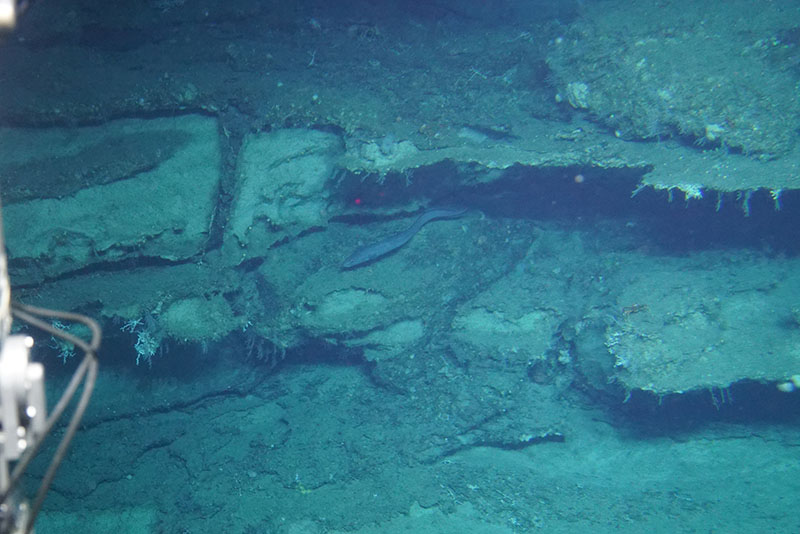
[{"x1": 0, "y1": 1, "x2": 798, "y2": 533}]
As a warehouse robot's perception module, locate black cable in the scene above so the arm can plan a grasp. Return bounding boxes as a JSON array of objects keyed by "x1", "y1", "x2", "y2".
[
  {"x1": 10, "y1": 303, "x2": 101, "y2": 353},
  {"x1": 27, "y1": 353, "x2": 97, "y2": 533},
  {"x1": 0, "y1": 302, "x2": 100, "y2": 534}
]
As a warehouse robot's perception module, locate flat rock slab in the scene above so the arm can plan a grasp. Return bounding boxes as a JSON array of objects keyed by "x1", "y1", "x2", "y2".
[
  {"x1": 342, "y1": 118, "x2": 800, "y2": 198},
  {"x1": 1, "y1": 115, "x2": 220, "y2": 283},
  {"x1": 607, "y1": 254, "x2": 800, "y2": 394}
]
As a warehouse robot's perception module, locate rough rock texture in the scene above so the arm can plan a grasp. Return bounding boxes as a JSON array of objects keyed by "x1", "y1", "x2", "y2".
[
  {"x1": 260, "y1": 214, "x2": 534, "y2": 362},
  {"x1": 2, "y1": 115, "x2": 220, "y2": 284},
  {"x1": 607, "y1": 254, "x2": 800, "y2": 394},
  {"x1": 450, "y1": 273, "x2": 563, "y2": 366},
  {"x1": 547, "y1": 0, "x2": 800, "y2": 158},
  {"x1": 2, "y1": 4, "x2": 799, "y2": 533},
  {"x1": 228, "y1": 129, "x2": 343, "y2": 255},
  {"x1": 2, "y1": 0, "x2": 799, "y2": 395}
]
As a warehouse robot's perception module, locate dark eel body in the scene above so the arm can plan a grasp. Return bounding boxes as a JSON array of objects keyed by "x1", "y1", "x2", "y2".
[{"x1": 342, "y1": 207, "x2": 467, "y2": 269}]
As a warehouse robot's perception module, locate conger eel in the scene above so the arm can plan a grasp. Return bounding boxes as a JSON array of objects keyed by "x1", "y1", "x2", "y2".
[{"x1": 342, "y1": 207, "x2": 467, "y2": 269}]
